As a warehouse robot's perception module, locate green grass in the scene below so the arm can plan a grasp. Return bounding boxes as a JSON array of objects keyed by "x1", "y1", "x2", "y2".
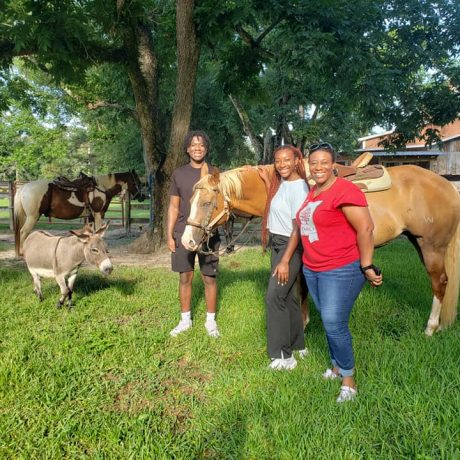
[{"x1": 0, "y1": 238, "x2": 459, "y2": 458}]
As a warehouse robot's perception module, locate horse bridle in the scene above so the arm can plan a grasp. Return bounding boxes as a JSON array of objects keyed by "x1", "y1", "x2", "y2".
[
  {"x1": 186, "y1": 185, "x2": 231, "y2": 251},
  {"x1": 129, "y1": 171, "x2": 144, "y2": 200}
]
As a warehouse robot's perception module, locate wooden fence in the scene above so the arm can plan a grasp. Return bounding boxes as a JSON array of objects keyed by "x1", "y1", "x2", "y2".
[{"x1": 0, "y1": 180, "x2": 150, "y2": 233}]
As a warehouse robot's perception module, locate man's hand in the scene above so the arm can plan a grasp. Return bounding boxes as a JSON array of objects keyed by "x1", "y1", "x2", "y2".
[{"x1": 168, "y1": 236, "x2": 176, "y2": 252}]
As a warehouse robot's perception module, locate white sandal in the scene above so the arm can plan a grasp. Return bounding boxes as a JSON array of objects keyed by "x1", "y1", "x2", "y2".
[
  {"x1": 322, "y1": 368, "x2": 341, "y2": 380},
  {"x1": 336, "y1": 385, "x2": 357, "y2": 403}
]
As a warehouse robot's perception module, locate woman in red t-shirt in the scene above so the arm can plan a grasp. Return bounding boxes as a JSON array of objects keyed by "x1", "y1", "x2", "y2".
[{"x1": 277, "y1": 143, "x2": 382, "y2": 403}]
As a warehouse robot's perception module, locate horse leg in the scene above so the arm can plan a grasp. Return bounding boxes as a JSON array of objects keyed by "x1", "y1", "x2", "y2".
[
  {"x1": 419, "y1": 246, "x2": 448, "y2": 336},
  {"x1": 55, "y1": 274, "x2": 70, "y2": 309},
  {"x1": 94, "y1": 212, "x2": 102, "y2": 230},
  {"x1": 31, "y1": 272, "x2": 43, "y2": 301},
  {"x1": 20, "y1": 215, "x2": 39, "y2": 254},
  {"x1": 297, "y1": 273, "x2": 310, "y2": 329}
]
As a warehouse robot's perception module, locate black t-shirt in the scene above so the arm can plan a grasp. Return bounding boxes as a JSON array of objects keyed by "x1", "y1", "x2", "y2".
[{"x1": 169, "y1": 163, "x2": 216, "y2": 234}]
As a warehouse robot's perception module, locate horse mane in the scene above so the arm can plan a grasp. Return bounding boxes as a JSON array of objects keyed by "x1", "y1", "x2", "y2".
[{"x1": 196, "y1": 169, "x2": 244, "y2": 200}]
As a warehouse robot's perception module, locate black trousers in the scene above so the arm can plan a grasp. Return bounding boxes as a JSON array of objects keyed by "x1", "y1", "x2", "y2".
[{"x1": 266, "y1": 233, "x2": 305, "y2": 359}]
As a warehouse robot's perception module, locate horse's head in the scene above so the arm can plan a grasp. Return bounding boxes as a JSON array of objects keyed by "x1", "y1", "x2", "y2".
[
  {"x1": 182, "y1": 168, "x2": 227, "y2": 252},
  {"x1": 126, "y1": 170, "x2": 148, "y2": 202}
]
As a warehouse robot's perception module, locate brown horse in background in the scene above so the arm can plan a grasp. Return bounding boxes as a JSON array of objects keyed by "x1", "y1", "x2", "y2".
[
  {"x1": 14, "y1": 170, "x2": 146, "y2": 255},
  {"x1": 182, "y1": 163, "x2": 460, "y2": 336}
]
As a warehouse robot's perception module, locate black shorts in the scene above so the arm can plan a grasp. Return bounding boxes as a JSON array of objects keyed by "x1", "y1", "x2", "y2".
[{"x1": 171, "y1": 232, "x2": 220, "y2": 276}]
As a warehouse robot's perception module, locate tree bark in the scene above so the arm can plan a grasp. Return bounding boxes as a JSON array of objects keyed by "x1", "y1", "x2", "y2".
[
  {"x1": 130, "y1": 0, "x2": 200, "y2": 252},
  {"x1": 229, "y1": 93, "x2": 263, "y2": 163}
]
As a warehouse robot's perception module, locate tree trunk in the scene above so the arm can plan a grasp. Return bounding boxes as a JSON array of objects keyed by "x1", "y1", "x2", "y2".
[
  {"x1": 262, "y1": 129, "x2": 274, "y2": 164},
  {"x1": 130, "y1": 0, "x2": 200, "y2": 253},
  {"x1": 127, "y1": 24, "x2": 164, "y2": 175}
]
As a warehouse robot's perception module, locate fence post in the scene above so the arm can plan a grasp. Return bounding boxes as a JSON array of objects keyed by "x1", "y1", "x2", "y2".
[
  {"x1": 8, "y1": 181, "x2": 14, "y2": 230},
  {"x1": 125, "y1": 191, "x2": 131, "y2": 235}
]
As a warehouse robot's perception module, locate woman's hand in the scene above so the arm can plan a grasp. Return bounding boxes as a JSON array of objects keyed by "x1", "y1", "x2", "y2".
[
  {"x1": 364, "y1": 267, "x2": 383, "y2": 287},
  {"x1": 273, "y1": 261, "x2": 289, "y2": 285},
  {"x1": 257, "y1": 166, "x2": 271, "y2": 185}
]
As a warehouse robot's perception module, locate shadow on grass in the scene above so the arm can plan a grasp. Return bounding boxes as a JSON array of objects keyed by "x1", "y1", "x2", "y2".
[{"x1": 71, "y1": 272, "x2": 137, "y2": 297}]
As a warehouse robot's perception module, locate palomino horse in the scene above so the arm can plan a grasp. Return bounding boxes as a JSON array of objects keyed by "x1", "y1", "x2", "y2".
[
  {"x1": 182, "y1": 163, "x2": 460, "y2": 336},
  {"x1": 14, "y1": 170, "x2": 146, "y2": 255}
]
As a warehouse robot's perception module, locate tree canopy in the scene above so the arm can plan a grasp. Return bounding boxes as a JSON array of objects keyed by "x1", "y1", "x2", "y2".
[{"x1": 1, "y1": 0, "x2": 459, "y2": 247}]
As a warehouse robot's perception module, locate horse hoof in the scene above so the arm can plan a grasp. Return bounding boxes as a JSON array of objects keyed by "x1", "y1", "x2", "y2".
[
  {"x1": 424, "y1": 326, "x2": 435, "y2": 336},
  {"x1": 56, "y1": 302, "x2": 63, "y2": 309}
]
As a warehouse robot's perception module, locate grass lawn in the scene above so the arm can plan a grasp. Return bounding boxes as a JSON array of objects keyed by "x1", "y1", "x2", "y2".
[{"x1": 0, "y1": 238, "x2": 459, "y2": 458}]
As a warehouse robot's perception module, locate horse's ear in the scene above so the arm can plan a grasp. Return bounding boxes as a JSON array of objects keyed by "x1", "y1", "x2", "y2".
[
  {"x1": 96, "y1": 221, "x2": 110, "y2": 237},
  {"x1": 200, "y1": 163, "x2": 209, "y2": 178},
  {"x1": 210, "y1": 169, "x2": 220, "y2": 186}
]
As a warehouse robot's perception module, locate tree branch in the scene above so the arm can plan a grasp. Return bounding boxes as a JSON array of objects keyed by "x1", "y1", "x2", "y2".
[
  {"x1": 234, "y1": 25, "x2": 275, "y2": 60},
  {"x1": 86, "y1": 100, "x2": 138, "y2": 120}
]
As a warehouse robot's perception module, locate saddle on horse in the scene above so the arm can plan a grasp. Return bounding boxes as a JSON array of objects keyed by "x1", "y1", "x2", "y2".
[
  {"x1": 308, "y1": 152, "x2": 392, "y2": 192},
  {"x1": 52, "y1": 172, "x2": 97, "y2": 193}
]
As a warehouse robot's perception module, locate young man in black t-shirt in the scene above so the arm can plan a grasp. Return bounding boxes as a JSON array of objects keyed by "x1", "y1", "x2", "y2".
[{"x1": 167, "y1": 130, "x2": 220, "y2": 337}]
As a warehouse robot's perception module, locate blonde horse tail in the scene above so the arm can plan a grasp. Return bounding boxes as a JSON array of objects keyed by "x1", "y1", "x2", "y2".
[
  {"x1": 440, "y1": 221, "x2": 460, "y2": 329},
  {"x1": 13, "y1": 189, "x2": 25, "y2": 257}
]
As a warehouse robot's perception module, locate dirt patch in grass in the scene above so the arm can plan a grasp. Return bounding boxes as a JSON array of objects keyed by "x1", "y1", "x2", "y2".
[
  {"x1": 1, "y1": 228, "x2": 258, "y2": 269},
  {"x1": 0, "y1": 228, "x2": 172, "y2": 269}
]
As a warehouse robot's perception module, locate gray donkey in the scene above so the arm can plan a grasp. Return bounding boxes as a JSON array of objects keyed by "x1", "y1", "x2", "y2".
[{"x1": 23, "y1": 223, "x2": 113, "y2": 309}]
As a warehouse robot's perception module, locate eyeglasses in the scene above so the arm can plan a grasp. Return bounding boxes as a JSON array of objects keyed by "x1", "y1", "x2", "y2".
[{"x1": 308, "y1": 142, "x2": 334, "y2": 154}]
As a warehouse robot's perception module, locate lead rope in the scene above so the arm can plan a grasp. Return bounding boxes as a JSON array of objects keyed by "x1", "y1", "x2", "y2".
[{"x1": 200, "y1": 216, "x2": 257, "y2": 257}]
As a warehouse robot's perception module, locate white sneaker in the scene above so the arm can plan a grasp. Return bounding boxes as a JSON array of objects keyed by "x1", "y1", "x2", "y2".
[
  {"x1": 296, "y1": 348, "x2": 308, "y2": 359},
  {"x1": 336, "y1": 385, "x2": 357, "y2": 403},
  {"x1": 205, "y1": 320, "x2": 220, "y2": 338},
  {"x1": 323, "y1": 368, "x2": 341, "y2": 380},
  {"x1": 170, "y1": 319, "x2": 192, "y2": 337},
  {"x1": 268, "y1": 355, "x2": 297, "y2": 371}
]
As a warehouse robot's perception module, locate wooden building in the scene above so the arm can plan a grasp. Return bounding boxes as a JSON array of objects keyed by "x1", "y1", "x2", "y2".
[{"x1": 353, "y1": 120, "x2": 460, "y2": 189}]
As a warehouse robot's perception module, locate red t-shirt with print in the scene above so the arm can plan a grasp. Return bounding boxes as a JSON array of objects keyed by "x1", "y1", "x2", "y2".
[{"x1": 296, "y1": 178, "x2": 368, "y2": 271}]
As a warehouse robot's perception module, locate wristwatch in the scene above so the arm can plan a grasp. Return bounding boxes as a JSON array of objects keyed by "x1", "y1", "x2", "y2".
[{"x1": 360, "y1": 264, "x2": 381, "y2": 276}]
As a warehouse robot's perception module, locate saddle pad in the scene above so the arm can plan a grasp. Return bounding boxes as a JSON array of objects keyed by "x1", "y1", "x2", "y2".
[
  {"x1": 353, "y1": 166, "x2": 392, "y2": 193},
  {"x1": 306, "y1": 166, "x2": 392, "y2": 192}
]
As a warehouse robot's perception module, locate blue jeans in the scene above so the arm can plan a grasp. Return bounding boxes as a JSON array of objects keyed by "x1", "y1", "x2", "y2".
[{"x1": 302, "y1": 260, "x2": 365, "y2": 377}]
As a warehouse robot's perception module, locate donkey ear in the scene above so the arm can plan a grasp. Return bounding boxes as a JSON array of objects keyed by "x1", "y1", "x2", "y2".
[
  {"x1": 200, "y1": 163, "x2": 209, "y2": 178},
  {"x1": 96, "y1": 220, "x2": 110, "y2": 237},
  {"x1": 83, "y1": 222, "x2": 95, "y2": 234},
  {"x1": 70, "y1": 229, "x2": 91, "y2": 242}
]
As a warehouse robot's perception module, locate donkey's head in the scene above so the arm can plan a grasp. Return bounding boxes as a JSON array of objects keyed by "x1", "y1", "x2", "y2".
[{"x1": 70, "y1": 222, "x2": 113, "y2": 275}]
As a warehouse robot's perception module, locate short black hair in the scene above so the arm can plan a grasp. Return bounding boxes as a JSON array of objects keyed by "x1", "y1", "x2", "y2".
[{"x1": 183, "y1": 130, "x2": 211, "y2": 154}]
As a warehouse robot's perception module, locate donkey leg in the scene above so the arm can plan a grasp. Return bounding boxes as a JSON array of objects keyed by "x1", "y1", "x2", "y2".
[
  {"x1": 66, "y1": 272, "x2": 78, "y2": 309},
  {"x1": 420, "y1": 247, "x2": 448, "y2": 336},
  {"x1": 55, "y1": 275, "x2": 70, "y2": 309},
  {"x1": 31, "y1": 272, "x2": 43, "y2": 301}
]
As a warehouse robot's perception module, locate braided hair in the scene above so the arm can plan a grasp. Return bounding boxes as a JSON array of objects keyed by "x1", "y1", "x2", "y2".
[{"x1": 261, "y1": 145, "x2": 308, "y2": 250}]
